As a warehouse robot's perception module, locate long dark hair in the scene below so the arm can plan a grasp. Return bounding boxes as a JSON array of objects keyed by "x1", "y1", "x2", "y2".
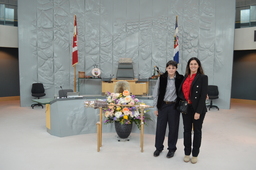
[{"x1": 185, "y1": 57, "x2": 204, "y2": 76}]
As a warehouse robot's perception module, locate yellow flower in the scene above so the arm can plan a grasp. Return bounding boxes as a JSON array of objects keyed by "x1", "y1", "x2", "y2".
[
  {"x1": 116, "y1": 106, "x2": 121, "y2": 111},
  {"x1": 123, "y1": 115, "x2": 128, "y2": 119}
]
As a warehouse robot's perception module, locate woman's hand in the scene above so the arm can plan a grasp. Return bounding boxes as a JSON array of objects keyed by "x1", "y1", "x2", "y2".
[
  {"x1": 154, "y1": 110, "x2": 158, "y2": 116},
  {"x1": 194, "y1": 113, "x2": 200, "y2": 120}
]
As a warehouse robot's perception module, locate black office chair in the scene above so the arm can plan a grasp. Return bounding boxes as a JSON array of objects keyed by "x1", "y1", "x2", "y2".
[
  {"x1": 207, "y1": 85, "x2": 219, "y2": 110},
  {"x1": 31, "y1": 83, "x2": 45, "y2": 109},
  {"x1": 59, "y1": 89, "x2": 73, "y2": 98}
]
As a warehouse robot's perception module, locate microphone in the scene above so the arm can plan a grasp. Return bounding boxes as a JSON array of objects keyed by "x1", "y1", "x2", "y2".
[{"x1": 60, "y1": 86, "x2": 65, "y2": 98}]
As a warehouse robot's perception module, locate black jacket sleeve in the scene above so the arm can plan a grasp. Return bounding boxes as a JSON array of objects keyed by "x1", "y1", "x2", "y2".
[{"x1": 190, "y1": 75, "x2": 208, "y2": 114}]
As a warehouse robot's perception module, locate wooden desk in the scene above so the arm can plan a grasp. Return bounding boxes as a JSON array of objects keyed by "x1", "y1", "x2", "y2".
[
  {"x1": 102, "y1": 79, "x2": 148, "y2": 95},
  {"x1": 32, "y1": 98, "x2": 54, "y2": 130}
]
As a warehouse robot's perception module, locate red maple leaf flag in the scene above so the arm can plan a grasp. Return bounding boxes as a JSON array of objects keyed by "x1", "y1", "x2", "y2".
[{"x1": 72, "y1": 15, "x2": 78, "y2": 66}]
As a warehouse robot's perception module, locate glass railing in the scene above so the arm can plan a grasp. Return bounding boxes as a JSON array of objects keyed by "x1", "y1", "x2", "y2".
[
  {"x1": 0, "y1": 2, "x2": 255, "y2": 29},
  {"x1": 0, "y1": 4, "x2": 18, "y2": 27},
  {"x1": 235, "y1": 5, "x2": 256, "y2": 28}
]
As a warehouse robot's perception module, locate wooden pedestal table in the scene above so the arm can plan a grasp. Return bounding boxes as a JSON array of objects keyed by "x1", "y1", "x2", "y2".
[
  {"x1": 84, "y1": 102, "x2": 152, "y2": 152},
  {"x1": 137, "y1": 105, "x2": 153, "y2": 152},
  {"x1": 97, "y1": 107, "x2": 103, "y2": 152},
  {"x1": 140, "y1": 106, "x2": 145, "y2": 152}
]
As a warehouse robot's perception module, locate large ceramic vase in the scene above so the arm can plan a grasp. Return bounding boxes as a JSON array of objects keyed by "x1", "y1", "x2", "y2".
[{"x1": 114, "y1": 121, "x2": 132, "y2": 139}]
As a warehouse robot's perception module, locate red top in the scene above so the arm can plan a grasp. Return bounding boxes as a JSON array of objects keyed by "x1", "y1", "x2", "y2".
[{"x1": 182, "y1": 74, "x2": 197, "y2": 103}]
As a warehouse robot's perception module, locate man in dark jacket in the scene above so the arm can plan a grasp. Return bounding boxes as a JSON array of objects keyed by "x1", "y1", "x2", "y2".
[{"x1": 153, "y1": 60, "x2": 184, "y2": 158}]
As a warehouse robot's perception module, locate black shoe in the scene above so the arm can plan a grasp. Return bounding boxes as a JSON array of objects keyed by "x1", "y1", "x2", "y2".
[
  {"x1": 166, "y1": 151, "x2": 175, "y2": 158},
  {"x1": 153, "y1": 150, "x2": 162, "y2": 157}
]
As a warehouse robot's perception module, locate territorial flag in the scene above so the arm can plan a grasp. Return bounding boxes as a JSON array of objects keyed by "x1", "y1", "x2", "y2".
[{"x1": 173, "y1": 16, "x2": 179, "y2": 63}]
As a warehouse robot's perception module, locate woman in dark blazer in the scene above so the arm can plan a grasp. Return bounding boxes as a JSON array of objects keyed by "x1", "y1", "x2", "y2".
[{"x1": 178, "y1": 57, "x2": 208, "y2": 164}]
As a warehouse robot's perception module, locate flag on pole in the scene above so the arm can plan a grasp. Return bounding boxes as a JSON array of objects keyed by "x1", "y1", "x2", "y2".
[
  {"x1": 72, "y1": 15, "x2": 78, "y2": 66},
  {"x1": 173, "y1": 16, "x2": 179, "y2": 63}
]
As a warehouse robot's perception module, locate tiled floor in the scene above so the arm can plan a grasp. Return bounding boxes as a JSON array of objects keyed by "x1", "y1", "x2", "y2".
[{"x1": 0, "y1": 99, "x2": 255, "y2": 170}]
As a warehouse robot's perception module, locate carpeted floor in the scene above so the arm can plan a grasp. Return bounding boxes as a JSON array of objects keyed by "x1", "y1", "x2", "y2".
[{"x1": 0, "y1": 99, "x2": 255, "y2": 170}]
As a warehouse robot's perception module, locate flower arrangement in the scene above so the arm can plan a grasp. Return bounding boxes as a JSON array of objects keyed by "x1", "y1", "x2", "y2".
[{"x1": 103, "y1": 90, "x2": 151, "y2": 129}]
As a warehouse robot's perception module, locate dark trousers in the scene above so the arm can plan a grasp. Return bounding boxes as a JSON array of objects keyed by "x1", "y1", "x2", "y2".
[
  {"x1": 182, "y1": 104, "x2": 206, "y2": 157},
  {"x1": 155, "y1": 102, "x2": 180, "y2": 152}
]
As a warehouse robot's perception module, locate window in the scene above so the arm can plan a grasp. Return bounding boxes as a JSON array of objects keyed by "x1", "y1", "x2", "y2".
[
  {"x1": 236, "y1": 3, "x2": 256, "y2": 28},
  {"x1": 241, "y1": 9, "x2": 249, "y2": 23},
  {"x1": 250, "y1": 5, "x2": 256, "y2": 26},
  {"x1": 0, "y1": 2, "x2": 18, "y2": 26}
]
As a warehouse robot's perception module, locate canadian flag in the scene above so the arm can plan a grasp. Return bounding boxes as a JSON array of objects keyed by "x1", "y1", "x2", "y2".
[{"x1": 72, "y1": 15, "x2": 78, "y2": 66}]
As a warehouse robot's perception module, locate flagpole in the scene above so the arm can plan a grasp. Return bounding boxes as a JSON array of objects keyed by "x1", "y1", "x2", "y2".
[
  {"x1": 173, "y1": 15, "x2": 179, "y2": 64},
  {"x1": 73, "y1": 15, "x2": 77, "y2": 92},
  {"x1": 74, "y1": 65, "x2": 77, "y2": 92}
]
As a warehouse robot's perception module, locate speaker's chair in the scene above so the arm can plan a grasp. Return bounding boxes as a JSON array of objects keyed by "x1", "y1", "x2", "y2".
[
  {"x1": 207, "y1": 85, "x2": 219, "y2": 110},
  {"x1": 116, "y1": 58, "x2": 134, "y2": 80}
]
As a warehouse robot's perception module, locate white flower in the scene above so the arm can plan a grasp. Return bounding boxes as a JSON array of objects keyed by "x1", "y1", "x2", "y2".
[
  {"x1": 123, "y1": 110, "x2": 131, "y2": 116},
  {"x1": 129, "y1": 111, "x2": 134, "y2": 117},
  {"x1": 134, "y1": 98, "x2": 139, "y2": 102},
  {"x1": 117, "y1": 99, "x2": 122, "y2": 104},
  {"x1": 129, "y1": 100, "x2": 135, "y2": 105},
  {"x1": 124, "y1": 96, "x2": 131, "y2": 103},
  {"x1": 111, "y1": 93, "x2": 120, "y2": 100},
  {"x1": 134, "y1": 110, "x2": 140, "y2": 117},
  {"x1": 119, "y1": 98, "x2": 126, "y2": 104},
  {"x1": 114, "y1": 111, "x2": 122, "y2": 118},
  {"x1": 107, "y1": 96, "x2": 112, "y2": 102}
]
